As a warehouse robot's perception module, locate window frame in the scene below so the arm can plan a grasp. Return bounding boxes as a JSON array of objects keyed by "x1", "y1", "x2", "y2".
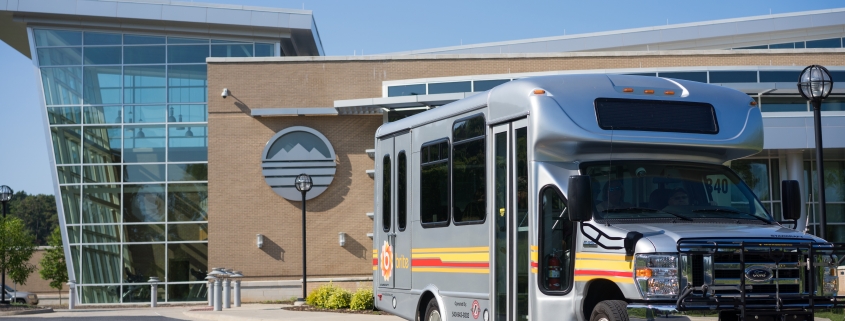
[
  {"x1": 537, "y1": 185, "x2": 575, "y2": 295},
  {"x1": 420, "y1": 138, "x2": 451, "y2": 228},
  {"x1": 451, "y1": 113, "x2": 487, "y2": 226}
]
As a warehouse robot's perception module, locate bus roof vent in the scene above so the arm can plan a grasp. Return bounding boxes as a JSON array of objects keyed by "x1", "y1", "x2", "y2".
[{"x1": 595, "y1": 98, "x2": 719, "y2": 134}]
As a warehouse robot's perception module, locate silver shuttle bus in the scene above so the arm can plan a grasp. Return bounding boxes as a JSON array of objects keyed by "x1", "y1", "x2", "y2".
[{"x1": 373, "y1": 74, "x2": 837, "y2": 321}]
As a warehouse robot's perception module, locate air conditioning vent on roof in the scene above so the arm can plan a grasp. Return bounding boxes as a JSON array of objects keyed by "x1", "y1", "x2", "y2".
[{"x1": 595, "y1": 98, "x2": 719, "y2": 134}]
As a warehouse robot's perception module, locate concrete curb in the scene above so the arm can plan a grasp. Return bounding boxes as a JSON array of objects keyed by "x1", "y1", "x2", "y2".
[{"x1": 0, "y1": 307, "x2": 54, "y2": 316}]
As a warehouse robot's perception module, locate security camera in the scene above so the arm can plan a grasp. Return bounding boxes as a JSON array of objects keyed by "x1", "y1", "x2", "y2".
[{"x1": 221, "y1": 88, "x2": 230, "y2": 99}]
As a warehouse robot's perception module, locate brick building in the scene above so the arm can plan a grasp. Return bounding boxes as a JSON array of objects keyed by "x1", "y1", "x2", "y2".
[{"x1": 3, "y1": 0, "x2": 845, "y2": 303}]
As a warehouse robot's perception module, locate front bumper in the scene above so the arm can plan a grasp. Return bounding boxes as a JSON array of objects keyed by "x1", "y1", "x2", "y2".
[{"x1": 627, "y1": 304, "x2": 817, "y2": 321}]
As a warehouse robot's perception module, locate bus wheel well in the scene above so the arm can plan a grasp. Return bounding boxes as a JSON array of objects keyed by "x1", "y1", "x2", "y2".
[
  {"x1": 583, "y1": 279, "x2": 625, "y2": 321},
  {"x1": 416, "y1": 291, "x2": 436, "y2": 321}
]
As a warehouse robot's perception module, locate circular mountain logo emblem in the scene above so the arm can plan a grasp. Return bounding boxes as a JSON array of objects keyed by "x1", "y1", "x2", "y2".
[{"x1": 261, "y1": 126, "x2": 336, "y2": 201}]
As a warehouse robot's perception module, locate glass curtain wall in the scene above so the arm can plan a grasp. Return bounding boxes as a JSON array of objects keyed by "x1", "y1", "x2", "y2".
[
  {"x1": 33, "y1": 28, "x2": 275, "y2": 303},
  {"x1": 731, "y1": 157, "x2": 845, "y2": 241}
]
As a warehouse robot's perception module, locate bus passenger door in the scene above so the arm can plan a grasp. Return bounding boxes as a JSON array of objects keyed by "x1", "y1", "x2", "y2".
[
  {"x1": 491, "y1": 119, "x2": 530, "y2": 321},
  {"x1": 393, "y1": 132, "x2": 411, "y2": 290},
  {"x1": 377, "y1": 136, "x2": 395, "y2": 289}
]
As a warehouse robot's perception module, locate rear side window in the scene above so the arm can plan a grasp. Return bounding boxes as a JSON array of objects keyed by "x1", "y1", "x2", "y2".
[
  {"x1": 397, "y1": 152, "x2": 407, "y2": 231},
  {"x1": 452, "y1": 115, "x2": 486, "y2": 224},
  {"x1": 420, "y1": 140, "x2": 449, "y2": 226},
  {"x1": 382, "y1": 155, "x2": 391, "y2": 232}
]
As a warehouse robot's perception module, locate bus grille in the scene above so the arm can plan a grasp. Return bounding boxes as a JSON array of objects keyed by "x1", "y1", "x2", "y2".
[{"x1": 679, "y1": 240, "x2": 810, "y2": 297}]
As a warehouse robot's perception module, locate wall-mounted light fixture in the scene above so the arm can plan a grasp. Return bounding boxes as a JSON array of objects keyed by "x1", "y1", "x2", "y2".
[
  {"x1": 339, "y1": 232, "x2": 346, "y2": 247},
  {"x1": 222, "y1": 88, "x2": 230, "y2": 98},
  {"x1": 256, "y1": 234, "x2": 264, "y2": 249}
]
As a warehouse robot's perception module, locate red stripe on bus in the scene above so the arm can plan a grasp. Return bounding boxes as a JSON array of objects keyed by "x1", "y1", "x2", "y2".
[
  {"x1": 373, "y1": 259, "x2": 378, "y2": 265},
  {"x1": 412, "y1": 259, "x2": 489, "y2": 268},
  {"x1": 574, "y1": 270, "x2": 632, "y2": 277},
  {"x1": 530, "y1": 262, "x2": 538, "y2": 268}
]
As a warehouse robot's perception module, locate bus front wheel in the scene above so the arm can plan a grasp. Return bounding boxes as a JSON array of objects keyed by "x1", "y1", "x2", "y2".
[
  {"x1": 590, "y1": 300, "x2": 628, "y2": 321},
  {"x1": 424, "y1": 298, "x2": 441, "y2": 321}
]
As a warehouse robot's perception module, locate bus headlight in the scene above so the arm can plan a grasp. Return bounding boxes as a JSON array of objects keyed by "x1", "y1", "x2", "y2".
[{"x1": 635, "y1": 254, "x2": 679, "y2": 298}]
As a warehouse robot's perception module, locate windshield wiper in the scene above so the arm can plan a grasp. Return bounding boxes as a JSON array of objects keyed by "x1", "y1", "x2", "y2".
[
  {"x1": 692, "y1": 208, "x2": 771, "y2": 224},
  {"x1": 603, "y1": 207, "x2": 693, "y2": 221}
]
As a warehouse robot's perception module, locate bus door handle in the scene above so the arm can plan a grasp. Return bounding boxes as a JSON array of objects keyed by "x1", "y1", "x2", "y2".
[{"x1": 387, "y1": 232, "x2": 397, "y2": 244}]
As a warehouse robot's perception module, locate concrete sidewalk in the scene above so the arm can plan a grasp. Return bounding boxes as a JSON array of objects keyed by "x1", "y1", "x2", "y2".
[
  {"x1": 11, "y1": 304, "x2": 402, "y2": 321},
  {"x1": 182, "y1": 304, "x2": 402, "y2": 321}
]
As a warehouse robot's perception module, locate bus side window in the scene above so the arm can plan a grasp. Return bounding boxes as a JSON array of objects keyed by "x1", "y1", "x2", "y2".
[
  {"x1": 383, "y1": 155, "x2": 391, "y2": 232},
  {"x1": 452, "y1": 114, "x2": 486, "y2": 224},
  {"x1": 539, "y1": 187, "x2": 574, "y2": 293},
  {"x1": 397, "y1": 151, "x2": 407, "y2": 231},
  {"x1": 421, "y1": 140, "x2": 450, "y2": 227}
]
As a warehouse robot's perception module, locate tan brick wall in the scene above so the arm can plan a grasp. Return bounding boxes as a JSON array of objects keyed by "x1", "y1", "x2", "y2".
[
  {"x1": 3, "y1": 248, "x2": 67, "y2": 294},
  {"x1": 207, "y1": 51, "x2": 845, "y2": 281}
]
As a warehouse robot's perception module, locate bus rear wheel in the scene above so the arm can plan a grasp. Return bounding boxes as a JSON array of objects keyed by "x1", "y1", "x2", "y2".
[
  {"x1": 424, "y1": 298, "x2": 441, "y2": 321},
  {"x1": 590, "y1": 300, "x2": 628, "y2": 321}
]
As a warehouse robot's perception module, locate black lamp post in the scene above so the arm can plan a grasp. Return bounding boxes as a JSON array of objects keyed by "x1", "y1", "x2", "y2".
[
  {"x1": 293, "y1": 174, "x2": 312, "y2": 304},
  {"x1": 0, "y1": 185, "x2": 13, "y2": 305},
  {"x1": 798, "y1": 65, "x2": 834, "y2": 239}
]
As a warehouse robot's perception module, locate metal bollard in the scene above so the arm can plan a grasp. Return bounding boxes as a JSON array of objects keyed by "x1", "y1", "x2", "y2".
[
  {"x1": 149, "y1": 277, "x2": 159, "y2": 308},
  {"x1": 223, "y1": 278, "x2": 231, "y2": 309},
  {"x1": 232, "y1": 271, "x2": 243, "y2": 307},
  {"x1": 214, "y1": 277, "x2": 223, "y2": 311},
  {"x1": 205, "y1": 275, "x2": 215, "y2": 306},
  {"x1": 209, "y1": 267, "x2": 225, "y2": 311},
  {"x1": 67, "y1": 281, "x2": 76, "y2": 310}
]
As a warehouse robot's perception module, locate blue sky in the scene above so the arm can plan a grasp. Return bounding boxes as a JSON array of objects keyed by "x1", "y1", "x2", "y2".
[{"x1": 0, "y1": 0, "x2": 842, "y2": 195}]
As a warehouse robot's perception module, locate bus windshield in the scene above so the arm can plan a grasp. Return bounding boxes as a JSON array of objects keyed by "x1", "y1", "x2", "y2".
[{"x1": 581, "y1": 161, "x2": 772, "y2": 223}]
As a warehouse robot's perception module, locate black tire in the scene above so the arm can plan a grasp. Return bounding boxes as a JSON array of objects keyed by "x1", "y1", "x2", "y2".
[
  {"x1": 590, "y1": 300, "x2": 628, "y2": 321},
  {"x1": 15, "y1": 299, "x2": 26, "y2": 305},
  {"x1": 424, "y1": 298, "x2": 442, "y2": 321}
]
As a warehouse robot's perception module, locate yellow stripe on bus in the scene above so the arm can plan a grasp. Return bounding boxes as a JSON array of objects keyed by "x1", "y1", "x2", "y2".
[
  {"x1": 412, "y1": 267, "x2": 490, "y2": 274},
  {"x1": 373, "y1": 249, "x2": 378, "y2": 253},
  {"x1": 576, "y1": 253, "x2": 632, "y2": 261},
  {"x1": 530, "y1": 245, "x2": 538, "y2": 251},
  {"x1": 412, "y1": 247, "x2": 489, "y2": 253},
  {"x1": 574, "y1": 275, "x2": 634, "y2": 284},
  {"x1": 530, "y1": 252, "x2": 538, "y2": 262},
  {"x1": 574, "y1": 260, "x2": 632, "y2": 271},
  {"x1": 411, "y1": 253, "x2": 489, "y2": 262},
  {"x1": 373, "y1": 266, "x2": 377, "y2": 271},
  {"x1": 531, "y1": 267, "x2": 538, "y2": 274}
]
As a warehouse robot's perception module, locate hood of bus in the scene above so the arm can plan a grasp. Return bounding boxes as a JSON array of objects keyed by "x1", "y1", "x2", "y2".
[{"x1": 609, "y1": 222, "x2": 825, "y2": 252}]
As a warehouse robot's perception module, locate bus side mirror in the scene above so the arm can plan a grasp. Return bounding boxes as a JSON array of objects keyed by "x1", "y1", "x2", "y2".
[
  {"x1": 568, "y1": 175, "x2": 593, "y2": 222},
  {"x1": 781, "y1": 180, "x2": 801, "y2": 221}
]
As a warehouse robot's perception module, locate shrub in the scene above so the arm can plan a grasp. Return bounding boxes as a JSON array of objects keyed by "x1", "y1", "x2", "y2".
[
  {"x1": 326, "y1": 288, "x2": 351, "y2": 309},
  {"x1": 306, "y1": 283, "x2": 351, "y2": 309},
  {"x1": 350, "y1": 288, "x2": 374, "y2": 311}
]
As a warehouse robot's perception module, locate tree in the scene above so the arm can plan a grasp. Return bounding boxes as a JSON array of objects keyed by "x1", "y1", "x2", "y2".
[
  {"x1": 39, "y1": 227, "x2": 68, "y2": 305},
  {"x1": 9, "y1": 191, "x2": 58, "y2": 246},
  {"x1": 0, "y1": 216, "x2": 37, "y2": 303}
]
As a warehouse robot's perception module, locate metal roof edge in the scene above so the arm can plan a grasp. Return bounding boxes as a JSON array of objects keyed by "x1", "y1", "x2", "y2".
[
  {"x1": 207, "y1": 48, "x2": 845, "y2": 63},
  {"x1": 387, "y1": 7, "x2": 845, "y2": 55}
]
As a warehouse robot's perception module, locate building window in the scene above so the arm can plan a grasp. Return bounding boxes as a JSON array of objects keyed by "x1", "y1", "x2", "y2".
[
  {"x1": 420, "y1": 140, "x2": 450, "y2": 226},
  {"x1": 452, "y1": 115, "x2": 486, "y2": 224},
  {"x1": 33, "y1": 28, "x2": 276, "y2": 304},
  {"x1": 474, "y1": 79, "x2": 510, "y2": 92},
  {"x1": 387, "y1": 84, "x2": 426, "y2": 97},
  {"x1": 428, "y1": 81, "x2": 471, "y2": 94},
  {"x1": 658, "y1": 72, "x2": 707, "y2": 83}
]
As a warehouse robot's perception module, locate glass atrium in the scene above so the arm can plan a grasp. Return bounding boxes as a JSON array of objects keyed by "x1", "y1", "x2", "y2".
[{"x1": 33, "y1": 28, "x2": 276, "y2": 303}]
